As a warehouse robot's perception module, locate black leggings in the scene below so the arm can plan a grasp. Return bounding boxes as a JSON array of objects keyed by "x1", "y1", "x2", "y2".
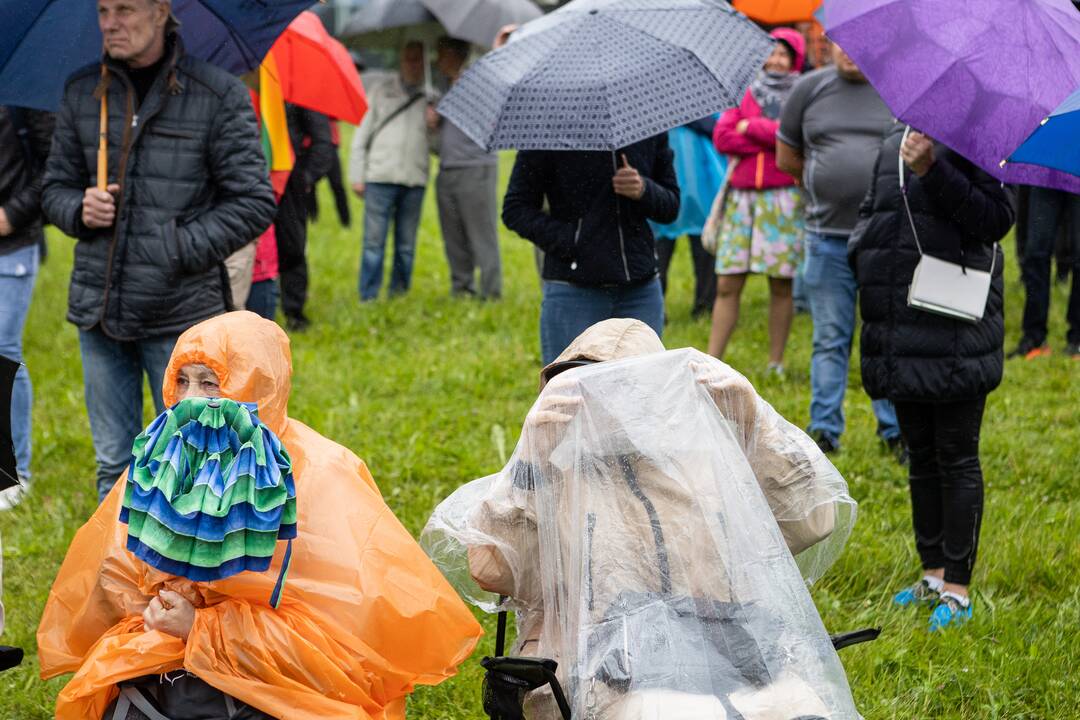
[{"x1": 894, "y1": 397, "x2": 986, "y2": 586}]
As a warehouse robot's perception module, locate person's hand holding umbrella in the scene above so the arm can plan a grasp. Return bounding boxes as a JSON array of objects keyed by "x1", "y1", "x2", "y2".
[
  {"x1": 901, "y1": 131, "x2": 936, "y2": 177},
  {"x1": 612, "y1": 154, "x2": 645, "y2": 201},
  {"x1": 82, "y1": 184, "x2": 120, "y2": 229}
]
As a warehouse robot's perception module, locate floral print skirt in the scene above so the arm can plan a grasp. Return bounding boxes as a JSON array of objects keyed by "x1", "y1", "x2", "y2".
[{"x1": 714, "y1": 187, "x2": 805, "y2": 278}]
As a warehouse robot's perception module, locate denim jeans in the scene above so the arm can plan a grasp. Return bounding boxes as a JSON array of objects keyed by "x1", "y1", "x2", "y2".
[
  {"x1": 359, "y1": 183, "x2": 426, "y2": 301},
  {"x1": 79, "y1": 326, "x2": 178, "y2": 501},
  {"x1": 0, "y1": 245, "x2": 39, "y2": 479},
  {"x1": 1021, "y1": 187, "x2": 1080, "y2": 345},
  {"x1": 246, "y1": 278, "x2": 279, "y2": 321},
  {"x1": 540, "y1": 277, "x2": 665, "y2": 365},
  {"x1": 802, "y1": 232, "x2": 898, "y2": 442}
]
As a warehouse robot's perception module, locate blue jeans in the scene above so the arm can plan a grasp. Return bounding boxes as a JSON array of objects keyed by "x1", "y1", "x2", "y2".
[
  {"x1": 803, "y1": 232, "x2": 898, "y2": 442},
  {"x1": 246, "y1": 278, "x2": 279, "y2": 321},
  {"x1": 359, "y1": 183, "x2": 426, "y2": 301},
  {"x1": 0, "y1": 245, "x2": 38, "y2": 480},
  {"x1": 79, "y1": 326, "x2": 178, "y2": 501},
  {"x1": 540, "y1": 278, "x2": 665, "y2": 365}
]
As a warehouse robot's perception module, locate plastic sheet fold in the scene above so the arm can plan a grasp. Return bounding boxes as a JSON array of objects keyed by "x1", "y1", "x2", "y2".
[{"x1": 424, "y1": 346, "x2": 858, "y2": 720}]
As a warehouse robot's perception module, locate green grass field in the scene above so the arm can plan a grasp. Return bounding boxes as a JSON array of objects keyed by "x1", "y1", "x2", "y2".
[{"x1": 1, "y1": 152, "x2": 1078, "y2": 719}]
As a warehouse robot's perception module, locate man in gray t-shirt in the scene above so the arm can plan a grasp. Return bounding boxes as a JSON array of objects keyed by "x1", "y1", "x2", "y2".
[
  {"x1": 777, "y1": 62, "x2": 893, "y2": 235},
  {"x1": 775, "y1": 42, "x2": 900, "y2": 455},
  {"x1": 429, "y1": 37, "x2": 502, "y2": 300}
]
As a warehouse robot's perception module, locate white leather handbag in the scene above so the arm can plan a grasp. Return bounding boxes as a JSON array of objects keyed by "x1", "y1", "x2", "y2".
[{"x1": 899, "y1": 126, "x2": 995, "y2": 323}]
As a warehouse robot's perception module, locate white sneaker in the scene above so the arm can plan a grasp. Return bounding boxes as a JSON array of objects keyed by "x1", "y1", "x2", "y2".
[{"x1": 0, "y1": 484, "x2": 27, "y2": 511}]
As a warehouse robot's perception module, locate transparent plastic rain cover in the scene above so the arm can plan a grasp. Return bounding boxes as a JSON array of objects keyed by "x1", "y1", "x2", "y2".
[{"x1": 424, "y1": 348, "x2": 860, "y2": 720}]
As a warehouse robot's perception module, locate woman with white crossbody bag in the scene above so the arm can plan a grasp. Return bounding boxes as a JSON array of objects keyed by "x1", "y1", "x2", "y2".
[{"x1": 849, "y1": 121, "x2": 1015, "y2": 632}]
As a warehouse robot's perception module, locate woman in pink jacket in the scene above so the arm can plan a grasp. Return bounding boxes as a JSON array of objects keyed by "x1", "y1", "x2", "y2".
[{"x1": 707, "y1": 29, "x2": 805, "y2": 375}]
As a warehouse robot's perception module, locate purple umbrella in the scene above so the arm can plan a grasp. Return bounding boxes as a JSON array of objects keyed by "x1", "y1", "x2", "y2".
[{"x1": 825, "y1": 0, "x2": 1080, "y2": 193}]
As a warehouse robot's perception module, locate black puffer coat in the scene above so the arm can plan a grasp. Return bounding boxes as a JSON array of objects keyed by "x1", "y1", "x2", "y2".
[
  {"x1": 502, "y1": 135, "x2": 679, "y2": 287},
  {"x1": 850, "y1": 123, "x2": 1015, "y2": 403},
  {"x1": 43, "y1": 35, "x2": 275, "y2": 341},
  {"x1": 0, "y1": 106, "x2": 54, "y2": 255}
]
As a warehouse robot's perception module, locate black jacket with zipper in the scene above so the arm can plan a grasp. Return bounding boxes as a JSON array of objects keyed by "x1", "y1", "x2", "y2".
[
  {"x1": 42, "y1": 34, "x2": 276, "y2": 341},
  {"x1": 849, "y1": 122, "x2": 1015, "y2": 403},
  {"x1": 502, "y1": 135, "x2": 680, "y2": 286},
  {"x1": 0, "y1": 106, "x2": 55, "y2": 256}
]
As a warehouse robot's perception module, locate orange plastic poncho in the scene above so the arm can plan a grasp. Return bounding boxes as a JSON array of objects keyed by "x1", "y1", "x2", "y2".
[{"x1": 38, "y1": 311, "x2": 483, "y2": 720}]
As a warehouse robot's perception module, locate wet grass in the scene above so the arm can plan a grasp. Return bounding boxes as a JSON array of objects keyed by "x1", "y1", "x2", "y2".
[{"x1": 1, "y1": 151, "x2": 1077, "y2": 718}]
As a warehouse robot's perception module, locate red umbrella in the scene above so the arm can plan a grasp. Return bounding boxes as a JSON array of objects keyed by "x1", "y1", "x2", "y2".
[{"x1": 267, "y1": 11, "x2": 368, "y2": 125}]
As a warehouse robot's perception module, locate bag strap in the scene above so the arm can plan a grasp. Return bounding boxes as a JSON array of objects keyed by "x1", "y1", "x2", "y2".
[
  {"x1": 364, "y1": 92, "x2": 425, "y2": 154},
  {"x1": 898, "y1": 125, "x2": 997, "y2": 275}
]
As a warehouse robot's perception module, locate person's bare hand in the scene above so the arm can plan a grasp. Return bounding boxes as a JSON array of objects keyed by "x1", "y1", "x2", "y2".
[
  {"x1": 493, "y1": 24, "x2": 519, "y2": 49},
  {"x1": 901, "y1": 131, "x2": 936, "y2": 177},
  {"x1": 142, "y1": 589, "x2": 195, "y2": 641},
  {"x1": 82, "y1": 184, "x2": 119, "y2": 228},
  {"x1": 612, "y1": 154, "x2": 645, "y2": 201},
  {"x1": 351, "y1": 182, "x2": 366, "y2": 198},
  {"x1": 736, "y1": 119, "x2": 750, "y2": 135},
  {"x1": 0, "y1": 208, "x2": 11, "y2": 237},
  {"x1": 426, "y1": 104, "x2": 441, "y2": 132}
]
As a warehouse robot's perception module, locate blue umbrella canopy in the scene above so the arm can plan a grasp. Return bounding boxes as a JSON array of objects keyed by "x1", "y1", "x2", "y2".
[
  {"x1": 437, "y1": 0, "x2": 773, "y2": 152},
  {"x1": 0, "y1": 0, "x2": 313, "y2": 111},
  {"x1": 1007, "y1": 88, "x2": 1080, "y2": 181}
]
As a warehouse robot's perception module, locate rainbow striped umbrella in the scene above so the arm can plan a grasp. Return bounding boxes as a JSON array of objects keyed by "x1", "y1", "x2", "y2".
[{"x1": 121, "y1": 397, "x2": 297, "y2": 607}]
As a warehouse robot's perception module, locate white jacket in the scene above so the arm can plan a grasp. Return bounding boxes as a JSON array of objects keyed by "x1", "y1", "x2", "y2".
[{"x1": 348, "y1": 75, "x2": 431, "y2": 188}]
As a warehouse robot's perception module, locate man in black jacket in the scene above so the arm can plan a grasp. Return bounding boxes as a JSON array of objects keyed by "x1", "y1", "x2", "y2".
[
  {"x1": 0, "y1": 106, "x2": 54, "y2": 510},
  {"x1": 502, "y1": 136, "x2": 680, "y2": 364},
  {"x1": 43, "y1": 0, "x2": 276, "y2": 501},
  {"x1": 276, "y1": 104, "x2": 334, "y2": 331}
]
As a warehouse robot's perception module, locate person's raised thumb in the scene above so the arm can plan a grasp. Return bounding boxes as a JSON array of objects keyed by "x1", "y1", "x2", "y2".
[{"x1": 620, "y1": 153, "x2": 631, "y2": 169}]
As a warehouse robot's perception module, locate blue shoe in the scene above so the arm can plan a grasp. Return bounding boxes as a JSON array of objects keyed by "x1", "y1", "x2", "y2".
[
  {"x1": 893, "y1": 578, "x2": 939, "y2": 607},
  {"x1": 929, "y1": 593, "x2": 972, "y2": 632}
]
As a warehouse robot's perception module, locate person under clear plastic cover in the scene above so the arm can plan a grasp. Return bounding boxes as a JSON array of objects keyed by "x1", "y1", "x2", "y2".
[{"x1": 423, "y1": 318, "x2": 862, "y2": 720}]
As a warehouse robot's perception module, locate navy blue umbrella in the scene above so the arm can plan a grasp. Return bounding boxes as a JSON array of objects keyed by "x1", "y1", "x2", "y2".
[
  {"x1": 0, "y1": 0, "x2": 313, "y2": 111},
  {"x1": 437, "y1": 0, "x2": 773, "y2": 151}
]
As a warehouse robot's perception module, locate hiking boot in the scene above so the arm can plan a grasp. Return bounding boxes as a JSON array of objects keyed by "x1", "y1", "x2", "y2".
[
  {"x1": 809, "y1": 429, "x2": 839, "y2": 454},
  {"x1": 1007, "y1": 336, "x2": 1051, "y2": 359},
  {"x1": 929, "y1": 592, "x2": 973, "y2": 632},
  {"x1": 893, "y1": 578, "x2": 939, "y2": 607}
]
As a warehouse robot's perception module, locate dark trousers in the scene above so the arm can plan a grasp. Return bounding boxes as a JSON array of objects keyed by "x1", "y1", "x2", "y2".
[
  {"x1": 245, "y1": 278, "x2": 279, "y2": 321},
  {"x1": 894, "y1": 397, "x2": 987, "y2": 586},
  {"x1": 1021, "y1": 187, "x2": 1080, "y2": 345},
  {"x1": 275, "y1": 179, "x2": 310, "y2": 321},
  {"x1": 307, "y1": 151, "x2": 351, "y2": 228},
  {"x1": 655, "y1": 235, "x2": 716, "y2": 315}
]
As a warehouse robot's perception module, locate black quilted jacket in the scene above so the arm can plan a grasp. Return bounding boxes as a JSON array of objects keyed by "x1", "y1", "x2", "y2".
[
  {"x1": 43, "y1": 35, "x2": 275, "y2": 341},
  {"x1": 850, "y1": 122, "x2": 1015, "y2": 403},
  {"x1": 0, "y1": 106, "x2": 54, "y2": 255}
]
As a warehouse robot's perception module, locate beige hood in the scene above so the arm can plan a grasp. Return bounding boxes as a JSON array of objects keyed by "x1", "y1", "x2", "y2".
[{"x1": 540, "y1": 319, "x2": 666, "y2": 389}]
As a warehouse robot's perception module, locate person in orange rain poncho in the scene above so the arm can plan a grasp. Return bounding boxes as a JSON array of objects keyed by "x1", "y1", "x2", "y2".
[{"x1": 37, "y1": 311, "x2": 483, "y2": 720}]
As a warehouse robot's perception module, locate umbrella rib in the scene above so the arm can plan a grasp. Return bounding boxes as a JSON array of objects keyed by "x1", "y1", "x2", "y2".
[{"x1": 196, "y1": 0, "x2": 262, "y2": 72}]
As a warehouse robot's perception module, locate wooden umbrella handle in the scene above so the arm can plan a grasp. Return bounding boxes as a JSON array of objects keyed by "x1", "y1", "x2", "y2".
[{"x1": 97, "y1": 68, "x2": 108, "y2": 191}]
